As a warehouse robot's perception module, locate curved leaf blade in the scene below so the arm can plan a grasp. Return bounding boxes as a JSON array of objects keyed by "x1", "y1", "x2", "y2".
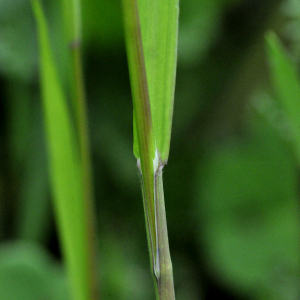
[{"x1": 31, "y1": 1, "x2": 91, "y2": 299}]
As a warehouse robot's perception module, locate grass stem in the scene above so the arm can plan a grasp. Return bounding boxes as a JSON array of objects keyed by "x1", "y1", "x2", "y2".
[
  {"x1": 122, "y1": 0, "x2": 175, "y2": 298},
  {"x1": 62, "y1": 0, "x2": 98, "y2": 297},
  {"x1": 154, "y1": 164, "x2": 175, "y2": 299}
]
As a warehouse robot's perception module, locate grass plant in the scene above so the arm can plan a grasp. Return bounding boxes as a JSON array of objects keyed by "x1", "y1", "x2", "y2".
[
  {"x1": 31, "y1": 0, "x2": 97, "y2": 299},
  {"x1": 32, "y1": 0, "x2": 179, "y2": 298},
  {"x1": 31, "y1": 0, "x2": 180, "y2": 298},
  {"x1": 122, "y1": 0, "x2": 179, "y2": 299},
  {"x1": 0, "y1": 0, "x2": 300, "y2": 299}
]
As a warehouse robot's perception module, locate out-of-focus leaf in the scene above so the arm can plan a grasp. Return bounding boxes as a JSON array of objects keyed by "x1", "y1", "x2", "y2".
[
  {"x1": 0, "y1": 0, "x2": 36, "y2": 80},
  {"x1": 266, "y1": 32, "x2": 300, "y2": 161},
  {"x1": 0, "y1": 241, "x2": 69, "y2": 300},
  {"x1": 178, "y1": 0, "x2": 222, "y2": 64},
  {"x1": 16, "y1": 122, "x2": 50, "y2": 243},
  {"x1": 195, "y1": 125, "x2": 300, "y2": 299},
  {"x1": 31, "y1": 1, "x2": 91, "y2": 299},
  {"x1": 99, "y1": 233, "x2": 153, "y2": 300},
  {"x1": 6, "y1": 81, "x2": 50, "y2": 243}
]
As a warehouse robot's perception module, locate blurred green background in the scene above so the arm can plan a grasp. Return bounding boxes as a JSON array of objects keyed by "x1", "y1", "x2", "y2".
[{"x1": 0, "y1": 0, "x2": 300, "y2": 299}]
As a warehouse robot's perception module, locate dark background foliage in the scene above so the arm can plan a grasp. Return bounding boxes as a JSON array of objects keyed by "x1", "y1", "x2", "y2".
[{"x1": 0, "y1": 0, "x2": 299, "y2": 299}]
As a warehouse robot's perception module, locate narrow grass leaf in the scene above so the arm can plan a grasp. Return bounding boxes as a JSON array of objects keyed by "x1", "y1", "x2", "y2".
[
  {"x1": 122, "y1": 0, "x2": 157, "y2": 269},
  {"x1": 31, "y1": 1, "x2": 91, "y2": 299},
  {"x1": 266, "y1": 32, "x2": 300, "y2": 160},
  {"x1": 137, "y1": 0, "x2": 179, "y2": 162}
]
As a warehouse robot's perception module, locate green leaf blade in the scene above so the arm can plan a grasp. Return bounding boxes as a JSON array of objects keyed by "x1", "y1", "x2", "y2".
[
  {"x1": 31, "y1": 1, "x2": 91, "y2": 299},
  {"x1": 122, "y1": 0, "x2": 158, "y2": 277},
  {"x1": 138, "y1": 0, "x2": 179, "y2": 162},
  {"x1": 266, "y1": 32, "x2": 300, "y2": 160}
]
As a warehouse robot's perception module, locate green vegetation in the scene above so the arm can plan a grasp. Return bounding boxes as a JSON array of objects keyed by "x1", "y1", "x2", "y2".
[
  {"x1": 31, "y1": 0, "x2": 96, "y2": 299},
  {"x1": 122, "y1": 0, "x2": 178, "y2": 298},
  {"x1": 0, "y1": 0, "x2": 300, "y2": 299}
]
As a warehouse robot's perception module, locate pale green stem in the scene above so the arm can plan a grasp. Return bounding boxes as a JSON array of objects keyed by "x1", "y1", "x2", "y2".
[
  {"x1": 61, "y1": 0, "x2": 98, "y2": 298},
  {"x1": 154, "y1": 164, "x2": 175, "y2": 299},
  {"x1": 71, "y1": 41, "x2": 98, "y2": 300},
  {"x1": 139, "y1": 154, "x2": 175, "y2": 300}
]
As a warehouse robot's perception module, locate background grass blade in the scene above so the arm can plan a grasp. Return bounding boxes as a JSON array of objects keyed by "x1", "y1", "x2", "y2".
[
  {"x1": 266, "y1": 32, "x2": 300, "y2": 161},
  {"x1": 59, "y1": 0, "x2": 98, "y2": 296},
  {"x1": 137, "y1": 0, "x2": 179, "y2": 162},
  {"x1": 31, "y1": 1, "x2": 93, "y2": 299}
]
